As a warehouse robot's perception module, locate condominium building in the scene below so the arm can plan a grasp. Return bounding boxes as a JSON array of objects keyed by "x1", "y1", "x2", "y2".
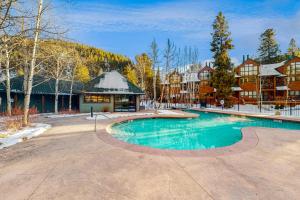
[{"x1": 160, "y1": 56, "x2": 300, "y2": 104}]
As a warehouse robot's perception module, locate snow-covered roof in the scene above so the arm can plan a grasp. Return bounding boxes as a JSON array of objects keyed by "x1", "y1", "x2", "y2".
[
  {"x1": 181, "y1": 72, "x2": 199, "y2": 83},
  {"x1": 84, "y1": 70, "x2": 144, "y2": 94},
  {"x1": 259, "y1": 61, "x2": 285, "y2": 76},
  {"x1": 231, "y1": 87, "x2": 243, "y2": 91},
  {"x1": 94, "y1": 71, "x2": 128, "y2": 90}
]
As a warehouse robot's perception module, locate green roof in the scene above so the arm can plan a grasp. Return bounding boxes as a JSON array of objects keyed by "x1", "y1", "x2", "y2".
[
  {"x1": 0, "y1": 76, "x2": 84, "y2": 95},
  {"x1": 0, "y1": 71, "x2": 144, "y2": 95}
]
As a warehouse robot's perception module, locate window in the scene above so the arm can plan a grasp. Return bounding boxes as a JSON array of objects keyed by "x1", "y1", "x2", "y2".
[
  {"x1": 287, "y1": 62, "x2": 300, "y2": 82},
  {"x1": 289, "y1": 91, "x2": 300, "y2": 96},
  {"x1": 199, "y1": 71, "x2": 210, "y2": 81},
  {"x1": 240, "y1": 64, "x2": 257, "y2": 76},
  {"x1": 240, "y1": 91, "x2": 257, "y2": 98},
  {"x1": 240, "y1": 77, "x2": 256, "y2": 84},
  {"x1": 84, "y1": 94, "x2": 110, "y2": 103}
]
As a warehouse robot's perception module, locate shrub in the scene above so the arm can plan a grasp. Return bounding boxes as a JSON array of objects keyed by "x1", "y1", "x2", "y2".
[
  {"x1": 12, "y1": 106, "x2": 23, "y2": 116},
  {"x1": 59, "y1": 109, "x2": 79, "y2": 114},
  {"x1": 4, "y1": 117, "x2": 23, "y2": 131},
  {"x1": 102, "y1": 106, "x2": 110, "y2": 112}
]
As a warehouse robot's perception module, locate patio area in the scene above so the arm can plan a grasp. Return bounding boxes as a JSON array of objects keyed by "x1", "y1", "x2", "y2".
[{"x1": 0, "y1": 113, "x2": 299, "y2": 200}]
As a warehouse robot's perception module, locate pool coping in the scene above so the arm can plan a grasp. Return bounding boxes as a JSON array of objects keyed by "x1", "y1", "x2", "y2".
[{"x1": 96, "y1": 112, "x2": 260, "y2": 157}]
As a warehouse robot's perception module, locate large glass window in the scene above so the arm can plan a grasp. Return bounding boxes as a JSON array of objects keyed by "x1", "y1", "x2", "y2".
[
  {"x1": 114, "y1": 95, "x2": 136, "y2": 112},
  {"x1": 199, "y1": 71, "x2": 210, "y2": 81},
  {"x1": 240, "y1": 64, "x2": 257, "y2": 76},
  {"x1": 289, "y1": 91, "x2": 300, "y2": 96},
  {"x1": 287, "y1": 62, "x2": 300, "y2": 82},
  {"x1": 240, "y1": 91, "x2": 257, "y2": 98},
  {"x1": 84, "y1": 94, "x2": 110, "y2": 103}
]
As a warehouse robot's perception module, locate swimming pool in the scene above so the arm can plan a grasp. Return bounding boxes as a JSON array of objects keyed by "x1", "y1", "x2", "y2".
[{"x1": 110, "y1": 111, "x2": 300, "y2": 150}]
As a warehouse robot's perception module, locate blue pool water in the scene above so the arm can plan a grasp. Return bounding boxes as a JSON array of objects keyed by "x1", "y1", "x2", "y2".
[{"x1": 111, "y1": 111, "x2": 300, "y2": 150}]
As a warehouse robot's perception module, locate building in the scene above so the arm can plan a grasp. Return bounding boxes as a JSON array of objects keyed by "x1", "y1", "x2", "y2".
[
  {"x1": 0, "y1": 75, "x2": 83, "y2": 113},
  {"x1": 235, "y1": 56, "x2": 300, "y2": 103},
  {"x1": 160, "y1": 56, "x2": 300, "y2": 105},
  {"x1": 0, "y1": 70, "x2": 144, "y2": 114},
  {"x1": 81, "y1": 70, "x2": 143, "y2": 112},
  {"x1": 198, "y1": 65, "x2": 215, "y2": 102}
]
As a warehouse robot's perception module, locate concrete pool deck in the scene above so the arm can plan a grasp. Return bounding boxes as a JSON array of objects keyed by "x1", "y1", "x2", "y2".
[{"x1": 0, "y1": 111, "x2": 299, "y2": 200}]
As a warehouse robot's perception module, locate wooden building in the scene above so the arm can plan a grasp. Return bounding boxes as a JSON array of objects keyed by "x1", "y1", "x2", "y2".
[
  {"x1": 0, "y1": 71, "x2": 144, "y2": 114},
  {"x1": 234, "y1": 56, "x2": 300, "y2": 103}
]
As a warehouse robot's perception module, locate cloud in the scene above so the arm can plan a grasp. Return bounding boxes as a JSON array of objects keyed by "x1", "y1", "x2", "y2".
[{"x1": 54, "y1": 0, "x2": 300, "y2": 60}]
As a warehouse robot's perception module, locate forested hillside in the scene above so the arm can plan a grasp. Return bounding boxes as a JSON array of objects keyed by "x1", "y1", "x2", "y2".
[{"x1": 43, "y1": 40, "x2": 132, "y2": 80}]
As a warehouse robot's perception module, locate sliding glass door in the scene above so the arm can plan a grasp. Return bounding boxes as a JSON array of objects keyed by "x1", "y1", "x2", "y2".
[{"x1": 114, "y1": 95, "x2": 136, "y2": 112}]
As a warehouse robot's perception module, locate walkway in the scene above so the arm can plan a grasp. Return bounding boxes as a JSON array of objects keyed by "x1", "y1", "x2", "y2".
[{"x1": 0, "y1": 114, "x2": 299, "y2": 200}]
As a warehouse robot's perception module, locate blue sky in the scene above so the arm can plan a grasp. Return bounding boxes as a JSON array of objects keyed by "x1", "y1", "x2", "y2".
[{"x1": 53, "y1": 0, "x2": 300, "y2": 64}]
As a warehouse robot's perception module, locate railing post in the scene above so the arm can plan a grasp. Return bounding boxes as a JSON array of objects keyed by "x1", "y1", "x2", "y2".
[
  {"x1": 94, "y1": 114, "x2": 97, "y2": 132},
  {"x1": 290, "y1": 102, "x2": 292, "y2": 116},
  {"x1": 238, "y1": 96, "x2": 240, "y2": 112},
  {"x1": 91, "y1": 106, "x2": 93, "y2": 118}
]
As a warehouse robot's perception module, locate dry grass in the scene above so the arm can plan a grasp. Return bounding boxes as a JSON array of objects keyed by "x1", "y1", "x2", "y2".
[
  {"x1": 59, "y1": 109, "x2": 79, "y2": 114},
  {"x1": 4, "y1": 116, "x2": 24, "y2": 132}
]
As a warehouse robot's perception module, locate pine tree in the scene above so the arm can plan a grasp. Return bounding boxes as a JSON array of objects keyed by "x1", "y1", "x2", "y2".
[
  {"x1": 210, "y1": 12, "x2": 235, "y2": 107},
  {"x1": 287, "y1": 38, "x2": 299, "y2": 56},
  {"x1": 258, "y1": 29, "x2": 281, "y2": 64}
]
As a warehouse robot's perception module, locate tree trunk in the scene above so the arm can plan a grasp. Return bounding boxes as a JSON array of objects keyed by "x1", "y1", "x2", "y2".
[
  {"x1": 54, "y1": 78, "x2": 59, "y2": 114},
  {"x1": 23, "y1": 0, "x2": 43, "y2": 125},
  {"x1": 153, "y1": 70, "x2": 156, "y2": 109},
  {"x1": 5, "y1": 47, "x2": 12, "y2": 116},
  {"x1": 68, "y1": 74, "x2": 75, "y2": 112}
]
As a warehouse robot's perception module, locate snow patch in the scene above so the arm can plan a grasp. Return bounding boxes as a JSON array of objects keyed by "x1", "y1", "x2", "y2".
[
  {"x1": 0, "y1": 123, "x2": 51, "y2": 149},
  {"x1": 86, "y1": 112, "x2": 154, "y2": 120}
]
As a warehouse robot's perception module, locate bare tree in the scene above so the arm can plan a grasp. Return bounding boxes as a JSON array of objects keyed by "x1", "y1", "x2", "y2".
[
  {"x1": 0, "y1": 0, "x2": 27, "y2": 116},
  {"x1": 40, "y1": 42, "x2": 72, "y2": 114},
  {"x1": 67, "y1": 49, "x2": 81, "y2": 112},
  {"x1": 159, "y1": 38, "x2": 176, "y2": 108},
  {"x1": 23, "y1": 0, "x2": 43, "y2": 125},
  {"x1": 149, "y1": 39, "x2": 159, "y2": 108}
]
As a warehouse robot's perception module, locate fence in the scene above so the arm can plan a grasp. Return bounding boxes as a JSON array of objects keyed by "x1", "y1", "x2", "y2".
[{"x1": 140, "y1": 100, "x2": 300, "y2": 117}]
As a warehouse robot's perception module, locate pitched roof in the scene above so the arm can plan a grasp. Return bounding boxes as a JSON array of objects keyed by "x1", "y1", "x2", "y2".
[
  {"x1": 83, "y1": 70, "x2": 144, "y2": 94},
  {"x1": 259, "y1": 61, "x2": 286, "y2": 76},
  {"x1": 199, "y1": 66, "x2": 214, "y2": 73},
  {"x1": 0, "y1": 75, "x2": 84, "y2": 95}
]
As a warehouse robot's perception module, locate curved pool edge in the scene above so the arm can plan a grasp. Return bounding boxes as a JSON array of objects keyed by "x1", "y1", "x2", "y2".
[{"x1": 97, "y1": 114, "x2": 259, "y2": 157}]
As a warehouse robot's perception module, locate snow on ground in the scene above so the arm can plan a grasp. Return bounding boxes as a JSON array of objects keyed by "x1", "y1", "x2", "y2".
[
  {"x1": 46, "y1": 113, "x2": 90, "y2": 119},
  {"x1": 205, "y1": 104, "x2": 300, "y2": 117},
  {"x1": 158, "y1": 110, "x2": 184, "y2": 115},
  {"x1": 0, "y1": 123, "x2": 51, "y2": 149},
  {"x1": 86, "y1": 112, "x2": 155, "y2": 120}
]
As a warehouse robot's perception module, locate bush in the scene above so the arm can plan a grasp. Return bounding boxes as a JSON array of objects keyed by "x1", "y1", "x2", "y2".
[
  {"x1": 275, "y1": 110, "x2": 281, "y2": 115},
  {"x1": 275, "y1": 105, "x2": 284, "y2": 110},
  {"x1": 59, "y1": 109, "x2": 79, "y2": 114},
  {"x1": 102, "y1": 106, "x2": 110, "y2": 112},
  {"x1": 4, "y1": 116, "x2": 23, "y2": 131}
]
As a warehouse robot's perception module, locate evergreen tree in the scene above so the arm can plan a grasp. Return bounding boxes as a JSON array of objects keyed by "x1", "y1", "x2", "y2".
[
  {"x1": 210, "y1": 12, "x2": 235, "y2": 106},
  {"x1": 287, "y1": 38, "x2": 299, "y2": 56},
  {"x1": 258, "y1": 29, "x2": 281, "y2": 64}
]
